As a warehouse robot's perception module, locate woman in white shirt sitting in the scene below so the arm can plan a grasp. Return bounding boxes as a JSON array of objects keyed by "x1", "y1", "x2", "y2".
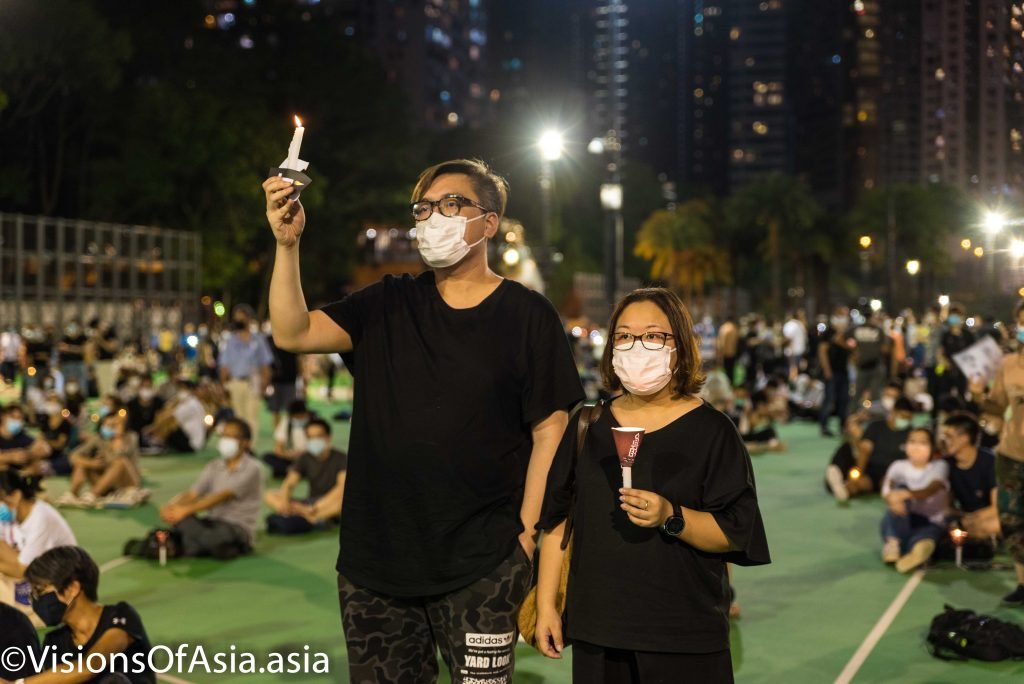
[{"x1": 879, "y1": 427, "x2": 950, "y2": 573}]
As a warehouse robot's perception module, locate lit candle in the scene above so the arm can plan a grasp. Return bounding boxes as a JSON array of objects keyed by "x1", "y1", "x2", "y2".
[
  {"x1": 285, "y1": 115, "x2": 304, "y2": 169},
  {"x1": 849, "y1": 467, "x2": 861, "y2": 480},
  {"x1": 950, "y1": 528, "x2": 968, "y2": 569}
]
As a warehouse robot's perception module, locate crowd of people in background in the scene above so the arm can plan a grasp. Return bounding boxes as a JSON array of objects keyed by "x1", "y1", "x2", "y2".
[{"x1": 2, "y1": 290, "x2": 1024, "y2": 681}]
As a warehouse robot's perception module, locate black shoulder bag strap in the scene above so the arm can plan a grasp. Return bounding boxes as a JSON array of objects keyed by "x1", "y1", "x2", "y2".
[{"x1": 561, "y1": 400, "x2": 603, "y2": 551}]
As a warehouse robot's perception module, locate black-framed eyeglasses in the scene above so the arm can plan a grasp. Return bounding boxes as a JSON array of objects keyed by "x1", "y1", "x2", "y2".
[
  {"x1": 612, "y1": 331, "x2": 675, "y2": 351},
  {"x1": 411, "y1": 194, "x2": 490, "y2": 221}
]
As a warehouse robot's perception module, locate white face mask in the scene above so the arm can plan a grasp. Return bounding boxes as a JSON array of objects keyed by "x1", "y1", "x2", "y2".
[
  {"x1": 612, "y1": 345, "x2": 676, "y2": 396},
  {"x1": 218, "y1": 437, "x2": 240, "y2": 460},
  {"x1": 881, "y1": 396, "x2": 896, "y2": 412},
  {"x1": 415, "y1": 212, "x2": 487, "y2": 268}
]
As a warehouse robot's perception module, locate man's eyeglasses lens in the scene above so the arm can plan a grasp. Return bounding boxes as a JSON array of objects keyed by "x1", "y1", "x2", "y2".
[
  {"x1": 613, "y1": 332, "x2": 672, "y2": 350},
  {"x1": 411, "y1": 195, "x2": 480, "y2": 221}
]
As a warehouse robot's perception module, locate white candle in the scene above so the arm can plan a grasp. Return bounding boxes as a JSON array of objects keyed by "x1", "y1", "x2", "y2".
[
  {"x1": 286, "y1": 115, "x2": 304, "y2": 168},
  {"x1": 622, "y1": 466, "x2": 632, "y2": 489}
]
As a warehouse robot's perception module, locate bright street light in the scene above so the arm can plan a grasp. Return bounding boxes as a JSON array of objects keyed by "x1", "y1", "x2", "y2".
[
  {"x1": 600, "y1": 183, "x2": 623, "y2": 210},
  {"x1": 870, "y1": 299, "x2": 883, "y2": 312},
  {"x1": 905, "y1": 259, "x2": 920, "y2": 276},
  {"x1": 859, "y1": 235, "x2": 872, "y2": 249},
  {"x1": 960, "y1": 238, "x2": 972, "y2": 250},
  {"x1": 587, "y1": 137, "x2": 605, "y2": 155},
  {"x1": 983, "y1": 211, "x2": 1006, "y2": 235},
  {"x1": 1011, "y1": 239, "x2": 1024, "y2": 259},
  {"x1": 502, "y1": 248, "x2": 521, "y2": 266},
  {"x1": 538, "y1": 130, "x2": 564, "y2": 161},
  {"x1": 938, "y1": 294, "x2": 950, "y2": 307}
]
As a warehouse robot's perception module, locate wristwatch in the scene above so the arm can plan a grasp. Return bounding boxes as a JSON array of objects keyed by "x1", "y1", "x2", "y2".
[{"x1": 661, "y1": 506, "x2": 686, "y2": 537}]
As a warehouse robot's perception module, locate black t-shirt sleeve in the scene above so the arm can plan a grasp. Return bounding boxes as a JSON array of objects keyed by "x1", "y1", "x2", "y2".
[
  {"x1": 104, "y1": 602, "x2": 148, "y2": 644},
  {"x1": 701, "y1": 420, "x2": 771, "y2": 567},
  {"x1": 521, "y1": 293, "x2": 584, "y2": 425},
  {"x1": 319, "y1": 280, "x2": 385, "y2": 348},
  {"x1": 862, "y1": 420, "x2": 883, "y2": 444},
  {"x1": 291, "y1": 453, "x2": 311, "y2": 478},
  {"x1": 536, "y1": 409, "x2": 583, "y2": 531}
]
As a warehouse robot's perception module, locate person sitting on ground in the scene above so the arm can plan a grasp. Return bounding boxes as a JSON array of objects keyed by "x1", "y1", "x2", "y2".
[
  {"x1": 265, "y1": 418, "x2": 347, "y2": 534},
  {"x1": 846, "y1": 396, "x2": 915, "y2": 497},
  {"x1": 0, "y1": 602, "x2": 38, "y2": 681},
  {"x1": 125, "y1": 376, "x2": 164, "y2": 449},
  {"x1": 824, "y1": 411, "x2": 871, "y2": 502},
  {"x1": 0, "y1": 405, "x2": 51, "y2": 475},
  {"x1": 39, "y1": 395, "x2": 74, "y2": 476},
  {"x1": 136, "y1": 418, "x2": 261, "y2": 560},
  {"x1": 141, "y1": 379, "x2": 207, "y2": 454},
  {"x1": 873, "y1": 380, "x2": 905, "y2": 417},
  {"x1": 941, "y1": 413, "x2": 1000, "y2": 540},
  {"x1": 0, "y1": 472, "x2": 76, "y2": 624},
  {"x1": 739, "y1": 390, "x2": 786, "y2": 454},
  {"x1": 262, "y1": 400, "x2": 314, "y2": 479},
  {"x1": 880, "y1": 427, "x2": 949, "y2": 573},
  {"x1": 58, "y1": 413, "x2": 144, "y2": 509},
  {"x1": 20, "y1": 545, "x2": 155, "y2": 683},
  {"x1": 93, "y1": 396, "x2": 124, "y2": 433}
]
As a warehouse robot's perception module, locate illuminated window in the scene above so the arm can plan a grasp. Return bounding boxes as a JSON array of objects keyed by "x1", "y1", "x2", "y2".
[
  {"x1": 767, "y1": 94, "x2": 783, "y2": 105},
  {"x1": 753, "y1": 121, "x2": 768, "y2": 135},
  {"x1": 730, "y1": 27, "x2": 741, "y2": 40}
]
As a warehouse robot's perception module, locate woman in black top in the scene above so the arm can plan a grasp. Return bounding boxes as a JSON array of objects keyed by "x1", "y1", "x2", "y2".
[
  {"x1": 12, "y1": 546, "x2": 154, "y2": 684},
  {"x1": 534, "y1": 288, "x2": 771, "y2": 683}
]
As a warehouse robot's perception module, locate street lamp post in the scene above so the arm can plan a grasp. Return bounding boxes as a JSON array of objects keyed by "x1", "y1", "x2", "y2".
[
  {"x1": 858, "y1": 235, "x2": 872, "y2": 296},
  {"x1": 590, "y1": 135, "x2": 624, "y2": 312},
  {"x1": 536, "y1": 130, "x2": 563, "y2": 284}
]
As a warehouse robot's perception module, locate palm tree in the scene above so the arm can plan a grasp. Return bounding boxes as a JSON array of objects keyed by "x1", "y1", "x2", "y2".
[
  {"x1": 634, "y1": 200, "x2": 730, "y2": 309},
  {"x1": 727, "y1": 173, "x2": 823, "y2": 313}
]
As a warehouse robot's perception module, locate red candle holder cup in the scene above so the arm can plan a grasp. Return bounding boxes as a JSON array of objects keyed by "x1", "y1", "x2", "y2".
[{"x1": 612, "y1": 427, "x2": 645, "y2": 489}]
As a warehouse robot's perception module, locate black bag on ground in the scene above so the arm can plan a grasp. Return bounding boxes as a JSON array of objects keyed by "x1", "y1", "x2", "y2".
[{"x1": 926, "y1": 604, "x2": 1024, "y2": 661}]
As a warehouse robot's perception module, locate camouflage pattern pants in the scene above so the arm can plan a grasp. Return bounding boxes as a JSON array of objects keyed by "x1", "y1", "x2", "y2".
[
  {"x1": 997, "y1": 454, "x2": 1024, "y2": 565},
  {"x1": 338, "y1": 544, "x2": 533, "y2": 684}
]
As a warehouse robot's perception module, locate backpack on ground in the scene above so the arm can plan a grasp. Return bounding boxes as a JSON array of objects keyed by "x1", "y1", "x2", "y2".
[{"x1": 926, "y1": 604, "x2": 1024, "y2": 661}]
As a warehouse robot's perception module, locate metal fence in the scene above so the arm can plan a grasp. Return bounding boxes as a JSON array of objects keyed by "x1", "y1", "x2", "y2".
[{"x1": 0, "y1": 213, "x2": 202, "y2": 336}]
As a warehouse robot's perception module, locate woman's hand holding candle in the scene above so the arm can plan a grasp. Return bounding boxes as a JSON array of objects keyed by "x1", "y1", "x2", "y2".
[{"x1": 619, "y1": 488, "x2": 672, "y2": 528}]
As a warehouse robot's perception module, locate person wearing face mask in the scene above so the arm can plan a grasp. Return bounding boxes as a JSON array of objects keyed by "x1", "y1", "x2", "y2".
[
  {"x1": 532, "y1": 288, "x2": 769, "y2": 682},
  {"x1": 125, "y1": 376, "x2": 164, "y2": 449},
  {"x1": 56, "y1": 321, "x2": 89, "y2": 399},
  {"x1": 879, "y1": 427, "x2": 949, "y2": 572},
  {"x1": 936, "y1": 303, "x2": 975, "y2": 403},
  {"x1": 40, "y1": 395, "x2": 73, "y2": 476},
  {"x1": 218, "y1": 305, "x2": 273, "y2": 446},
  {"x1": 973, "y1": 300, "x2": 1024, "y2": 606},
  {"x1": 0, "y1": 406, "x2": 51, "y2": 475},
  {"x1": 941, "y1": 413, "x2": 999, "y2": 541},
  {"x1": 264, "y1": 419, "x2": 347, "y2": 535},
  {"x1": 265, "y1": 333, "x2": 301, "y2": 433},
  {"x1": 140, "y1": 380, "x2": 207, "y2": 455},
  {"x1": 849, "y1": 310, "x2": 891, "y2": 409},
  {"x1": 59, "y1": 414, "x2": 142, "y2": 508},
  {"x1": 818, "y1": 306, "x2": 853, "y2": 437},
  {"x1": 262, "y1": 400, "x2": 313, "y2": 479},
  {"x1": 847, "y1": 396, "x2": 916, "y2": 497},
  {"x1": 21, "y1": 545, "x2": 155, "y2": 683},
  {"x1": 0, "y1": 471, "x2": 76, "y2": 625},
  {"x1": 140, "y1": 418, "x2": 261, "y2": 560},
  {"x1": 264, "y1": 158, "x2": 582, "y2": 683}
]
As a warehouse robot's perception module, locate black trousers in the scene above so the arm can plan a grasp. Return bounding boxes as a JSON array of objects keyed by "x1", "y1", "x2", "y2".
[
  {"x1": 174, "y1": 516, "x2": 250, "y2": 557},
  {"x1": 572, "y1": 640, "x2": 733, "y2": 684}
]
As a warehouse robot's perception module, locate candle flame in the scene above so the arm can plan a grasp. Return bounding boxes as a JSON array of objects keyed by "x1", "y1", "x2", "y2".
[
  {"x1": 849, "y1": 468, "x2": 861, "y2": 480},
  {"x1": 294, "y1": 115, "x2": 303, "y2": 127},
  {"x1": 950, "y1": 528, "x2": 968, "y2": 543}
]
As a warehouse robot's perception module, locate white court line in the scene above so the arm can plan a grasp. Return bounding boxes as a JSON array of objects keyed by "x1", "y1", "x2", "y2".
[
  {"x1": 96, "y1": 557, "x2": 197, "y2": 684},
  {"x1": 834, "y1": 569, "x2": 925, "y2": 684},
  {"x1": 99, "y1": 555, "x2": 133, "y2": 573}
]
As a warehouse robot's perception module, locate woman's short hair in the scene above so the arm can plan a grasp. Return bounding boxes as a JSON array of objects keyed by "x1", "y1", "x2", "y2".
[
  {"x1": 600, "y1": 288, "x2": 706, "y2": 397},
  {"x1": 25, "y1": 546, "x2": 100, "y2": 601},
  {"x1": 411, "y1": 159, "x2": 509, "y2": 218}
]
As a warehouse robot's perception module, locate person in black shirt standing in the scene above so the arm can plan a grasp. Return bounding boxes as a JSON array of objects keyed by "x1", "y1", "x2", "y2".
[
  {"x1": 818, "y1": 307, "x2": 853, "y2": 437},
  {"x1": 533, "y1": 289, "x2": 770, "y2": 683},
  {"x1": 57, "y1": 321, "x2": 89, "y2": 399},
  {"x1": 937, "y1": 303, "x2": 975, "y2": 403},
  {"x1": 21, "y1": 545, "x2": 154, "y2": 683},
  {"x1": 263, "y1": 158, "x2": 583, "y2": 684}
]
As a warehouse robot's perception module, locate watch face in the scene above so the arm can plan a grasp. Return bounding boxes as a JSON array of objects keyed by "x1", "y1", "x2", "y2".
[{"x1": 663, "y1": 517, "x2": 685, "y2": 535}]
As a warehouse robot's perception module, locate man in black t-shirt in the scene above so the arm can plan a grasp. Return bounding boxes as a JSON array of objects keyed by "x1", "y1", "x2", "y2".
[
  {"x1": 0, "y1": 405, "x2": 51, "y2": 473},
  {"x1": 266, "y1": 335, "x2": 300, "y2": 429},
  {"x1": 263, "y1": 158, "x2": 583, "y2": 684},
  {"x1": 941, "y1": 413, "x2": 1000, "y2": 538},
  {"x1": 818, "y1": 306, "x2": 853, "y2": 436},
  {"x1": 265, "y1": 419, "x2": 347, "y2": 534},
  {"x1": 938, "y1": 303, "x2": 975, "y2": 402},
  {"x1": 848, "y1": 397, "x2": 914, "y2": 496},
  {"x1": 849, "y1": 311, "x2": 890, "y2": 408},
  {"x1": 57, "y1": 320, "x2": 90, "y2": 395}
]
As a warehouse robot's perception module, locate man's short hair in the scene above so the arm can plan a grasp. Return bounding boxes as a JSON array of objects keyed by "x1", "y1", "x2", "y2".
[
  {"x1": 894, "y1": 397, "x2": 915, "y2": 413},
  {"x1": 944, "y1": 412, "x2": 981, "y2": 443},
  {"x1": 411, "y1": 159, "x2": 509, "y2": 218},
  {"x1": 223, "y1": 417, "x2": 252, "y2": 442},
  {"x1": 306, "y1": 418, "x2": 331, "y2": 436}
]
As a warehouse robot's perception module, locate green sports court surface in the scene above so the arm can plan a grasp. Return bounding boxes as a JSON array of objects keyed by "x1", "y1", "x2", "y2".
[{"x1": 37, "y1": 399, "x2": 1024, "y2": 683}]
